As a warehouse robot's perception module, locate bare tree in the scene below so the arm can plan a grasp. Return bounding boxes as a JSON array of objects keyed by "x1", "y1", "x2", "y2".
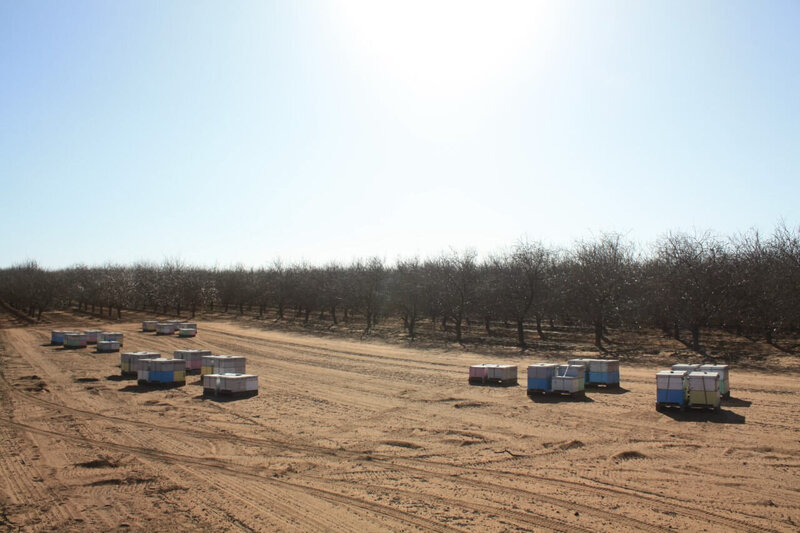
[
  {"x1": 567, "y1": 234, "x2": 635, "y2": 351},
  {"x1": 654, "y1": 231, "x2": 733, "y2": 353}
]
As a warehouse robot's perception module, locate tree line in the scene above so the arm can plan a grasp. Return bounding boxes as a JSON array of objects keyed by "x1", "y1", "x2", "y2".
[{"x1": 2, "y1": 225, "x2": 799, "y2": 354}]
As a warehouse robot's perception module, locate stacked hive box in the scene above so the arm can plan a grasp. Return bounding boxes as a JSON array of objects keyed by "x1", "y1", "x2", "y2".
[
  {"x1": 83, "y1": 330, "x2": 102, "y2": 344},
  {"x1": 121, "y1": 351, "x2": 161, "y2": 376},
  {"x1": 551, "y1": 365, "x2": 586, "y2": 396},
  {"x1": 587, "y1": 359, "x2": 620, "y2": 387},
  {"x1": 97, "y1": 340, "x2": 120, "y2": 352},
  {"x1": 99, "y1": 332, "x2": 124, "y2": 346},
  {"x1": 142, "y1": 320, "x2": 158, "y2": 332},
  {"x1": 687, "y1": 371, "x2": 720, "y2": 410},
  {"x1": 699, "y1": 364, "x2": 730, "y2": 398},
  {"x1": 203, "y1": 373, "x2": 258, "y2": 398},
  {"x1": 64, "y1": 333, "x2": 88, "y2": 348},
  {"x1": 566, "y1": 359, "x2": 591, "y2": 385},
  {"x1": 137, "y1": 358, "x2": 186, "y2": 385},
  {"x1": 527, "y1": 363, "x2": 557, "y2": 394},
  {"x1": 156, "y1": 323, "x2": 177, "y2": 335},
  {"x1": 656, "y1": 370, "x2": 688, "y2": 410},
  {"x1": 567, "y1": 358, "x2": 621, "y2": 387},
  {"x1": 173, "y1": 349, "x2": 212, "y2": 373},
  {"x1": 201, "y1": 355, "x2": 246, "y2": 376},
  {"x1": 178, "y1": 327, "x2": 196, "y2": 338}
]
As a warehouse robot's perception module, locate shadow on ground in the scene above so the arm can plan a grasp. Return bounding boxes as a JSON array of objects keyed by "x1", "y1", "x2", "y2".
[
  {"x1": 659, "y1": 408, "x2": 746, "y2": 424},
  {"x1": 527, "y1": 393, "x2": 595, "y2": 404}
]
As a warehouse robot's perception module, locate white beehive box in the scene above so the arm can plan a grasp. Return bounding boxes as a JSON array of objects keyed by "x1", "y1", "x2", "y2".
[
  {"x1": 203, "y1": 373, "x2": 259, "y2": 397},
  {"x1": 156, "y1": 323, "x2": 177, "y2": 335},
  {"x1": 551, "y1": 376, "x2": 581, "y2": 393},
  {"x1": 97, "y1": 340, "x2": 121, "y2": 352},
  {"x1": 672, "y1": 364, "x2": 700, "y2": 373},
  {"x1": 201, "y1": 355, "x2": 246, "y2": 375},
  {"x1": 121, "y1": 351, "x2": 161, "y2": 375},
  {"x1": 527, "y1": 363, "x2": 557, "y2": 379},
  {"x1": 699, "y1": 364, "x2": 730, "y2": 397},
  {"x1": 487, "y1": 364, "x2": 517, "y2": 382},
  {"x1": 656, "y1": 370, "x2": 688, "y2": 390},
  {"x1": 142, "y1": 320, "x2": 158, "y2": 332}
]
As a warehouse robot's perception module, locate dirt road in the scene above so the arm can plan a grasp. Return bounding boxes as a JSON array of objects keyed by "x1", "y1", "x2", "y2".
[{"x1": 1, "y1": 314, "x2": 798, "y2": 531}]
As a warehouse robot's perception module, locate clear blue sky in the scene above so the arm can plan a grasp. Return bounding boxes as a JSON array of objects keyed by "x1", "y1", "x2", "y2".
[{"x1": 1, "y1": 1, "x2": 798, "y2": 268}]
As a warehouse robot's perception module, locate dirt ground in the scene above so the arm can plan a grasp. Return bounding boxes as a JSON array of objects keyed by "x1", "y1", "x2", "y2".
[{"x1": 0, "y1": 310, "x2": 798, "y2": 532}]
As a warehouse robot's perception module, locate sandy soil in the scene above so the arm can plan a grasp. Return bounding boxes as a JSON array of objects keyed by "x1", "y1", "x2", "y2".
[{"x1": 0, "y1": 310, "x2": 798, "y2": 532}]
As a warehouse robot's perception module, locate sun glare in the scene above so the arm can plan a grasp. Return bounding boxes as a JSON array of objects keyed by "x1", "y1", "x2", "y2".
[{"x1": 334, "y1": 1, "x2": 554, "y2": 100}]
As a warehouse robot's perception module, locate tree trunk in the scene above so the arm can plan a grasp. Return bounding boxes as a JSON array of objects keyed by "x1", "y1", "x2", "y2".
[
  {"x1": 191, "y1": 302, "x2": 197, "y2": 318},
  {"x1": 484, "y1": 316, "x2": 492, "y2": 335},
  {"x1": 331, "y1": 305, "x2": 338, "y2": 324},
  {"x1": 408, "y1": 314, "x2": 416, "y2": 339},
  {"x1": 535, "y1": 314, "x2": 545, "y2": 340},
  {"x1": 304, "y1": 308, "x2": 310, "y2": 323},
  {"x1": 455, "y1": 314, "x2": 463, "y2": 343},
  {"x1": 278, "y1": 302, "x2": 284, "y2": 319},
  {"x1": 117, "y1": 307, "x2": 121, "y2": 319},
  {"x1": 594, "y1": 321, "x2": 604, "y2": 350},
  {"x1": 517, "y1": 318, "x2": 526, "y2": 348},
  {"x1": 690, "y1": 323, "x2": 701, "y2": 352}
]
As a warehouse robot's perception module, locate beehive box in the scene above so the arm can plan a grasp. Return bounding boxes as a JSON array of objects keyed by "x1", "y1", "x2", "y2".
[
  {"x1": 587, "y1": 359, "x2": 620, "y2": 386},
  {"x1": 556, "y1": 365, "x2": 586, "y2": 391},
  {"x1": 156, "y1": 323, "x2": 177, "y2": 335},
  {"x1": 64, "y1": 333, "x2": 88, "y2": 348},
  {"x1": 201, "y1": 355, "x2": 246, "y2": 376},
  {"x1": 468, "y1": 364, "x2": 490, "y2": 383},
  {"x1": 50, "y1": 330, "x2": 70, "y2": 345},
  {"x1": 97, "y1": 340, "x2": 120, "y2": 352},
  {"x1": 687, "y1": 371, "x2": 720, "y2": 409},
  {"x1": 203, "y1": 373, "x2": 258, "y2": 397},
  {"x1": 142, "y1": 320, "x2": 158, "y2": 332},
  {"x1": 698, "y1": 364, "x2": 730, "y2": 398},
  {"x1": 121, "y1": 351, "x2": 161, "y2": 375},
  {"x1": 99, "y1": 332, "x2": 124, "y2": 345},
  {"x1": 137, "y1": 358, "x2": 186, "y2": 385},
  {"x1": 672, "y1": 364, "x2": 700, "y2": 373},
  {"x1": 173, "y1": 349, "x2": 212, "y2": 372},
  {"x1": 83, "y1": 330, "x2": 103, "y2": 344},
  {"x1": 551, "y1": 376, "x2": 581, "y2": 394},
  {"x1": 178, "y1": 322, "x2": 197, "y2": 330},
  {"x1": 656, "y1": 370, "x2": 689, "y2": 408},
  {"x1": 487, "y1": 364, "x2": 517, "y2": 384},
  {"x1": 178, "y1": 328, "x2": 197, "y2": 337},
  {"x1": 527, "y1": 363, "x2": 557, "y2": 392}
]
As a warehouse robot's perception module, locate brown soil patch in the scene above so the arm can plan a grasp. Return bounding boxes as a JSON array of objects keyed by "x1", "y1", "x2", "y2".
[{"x1": 0, "y1": 317, "x2": 797, "y2": 531}]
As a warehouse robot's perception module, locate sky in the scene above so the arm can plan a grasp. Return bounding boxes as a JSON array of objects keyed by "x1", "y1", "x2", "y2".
[{"x1": 1, "y1": 0, "x2": 798, "y2": 269}]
